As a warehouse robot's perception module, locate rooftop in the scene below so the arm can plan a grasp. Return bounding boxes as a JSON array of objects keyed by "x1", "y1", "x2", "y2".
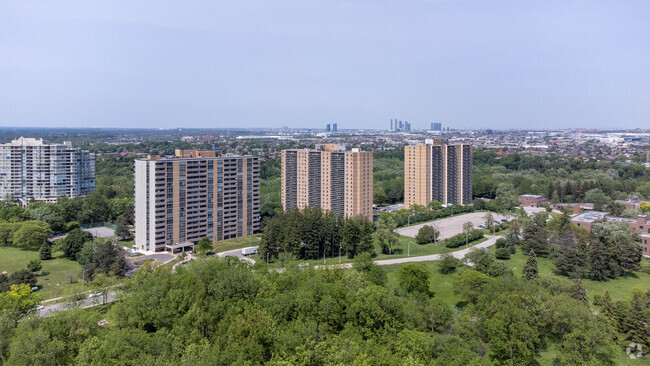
[{"x1": 571, "y1": 211, "x2": 608, "y2": 223}]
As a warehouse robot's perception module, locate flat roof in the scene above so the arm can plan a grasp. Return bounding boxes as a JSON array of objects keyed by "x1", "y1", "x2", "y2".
[
  {"x1": 571, "y1": 211, "x2": 608, "y2": 223},
  {"x1": 519, "y1": 194, "x2": 545, "y2": 198}
]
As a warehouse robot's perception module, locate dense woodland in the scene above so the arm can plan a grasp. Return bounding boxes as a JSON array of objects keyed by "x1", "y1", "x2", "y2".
[{"x1": 0, "y1": 249, "x2": 647, "y2": 365}]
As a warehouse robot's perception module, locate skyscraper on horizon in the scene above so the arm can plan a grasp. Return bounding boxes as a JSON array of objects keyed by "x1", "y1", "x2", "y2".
[
  {"x1": 404, "y1": 139, "x2": 472, "y2": 208},
  {"x1": 281, "y1": 144, "x2": 373, "y2": 220},
  {"x1": 431, "y1": 122, "x2": 442, "y2": 131},
  {"x1": 326, "y1": 124, "x2": 331, "y2": 132},
  {"x1": 332, "y1": 123, "x2": 338, "y2": 132}
]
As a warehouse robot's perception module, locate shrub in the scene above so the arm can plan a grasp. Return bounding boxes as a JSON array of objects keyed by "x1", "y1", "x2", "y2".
[
  {"x1": 444, "y1": 229, "x2": 484, "y2": 248},
  {"x1": 416, "y1": 225, "x2": 439, "y2": 244},
  {"x1": 439, "y1": 254, "x2": 461, "y2": 274},
  {"x1": 495, "y1": 248, "x2": 511, "y2": 260},
  {"x1": 495, "y1": 238, "x2": 507, "y2": 249}
]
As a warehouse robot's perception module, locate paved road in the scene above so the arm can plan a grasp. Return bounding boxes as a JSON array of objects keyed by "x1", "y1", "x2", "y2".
[
  {"x1": 39, "y1": 291, "x2": 117, "y2": 316},
  {"x1": 217, "y1": 248, "x2": 256, "y2": 265},
  {"x1": 395, "y1": 212, "x2": 508, "y2": 239},
  {"x1": 313, "y1": 235, "x2": 501, "y2": 269}
]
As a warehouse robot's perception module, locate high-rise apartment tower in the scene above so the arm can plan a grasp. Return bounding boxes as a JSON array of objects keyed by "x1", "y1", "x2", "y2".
[
  {"x1": 404, "y1": 139, "x2": 472, "y2": 208},
  {"x1": 135, "y1": 150, "x2": 259, "y2": 253},
  {"x1": 0, "y1": 137, "x2": 95, "y2": 205},
  {"x1": 281, "y1": 144, "x2": 373, "y2": 220}
]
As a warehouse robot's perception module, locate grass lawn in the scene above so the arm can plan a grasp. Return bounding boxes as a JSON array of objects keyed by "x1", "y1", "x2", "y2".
[
  {"x1": 253, "y1": 234, "x2": 489, "y2": 269},
  {"x1": 212, "y1": 234, "x2": 262, "y2": 253},
  {"x1": 487, "y1": 246, "x2": 650, "y2": 303},
  {"x1": 0, "y1": 247, "x2": 86, "y2": 300},
  {"x1": 383, "y1": 260, "x2": 471, "y2": 307}
]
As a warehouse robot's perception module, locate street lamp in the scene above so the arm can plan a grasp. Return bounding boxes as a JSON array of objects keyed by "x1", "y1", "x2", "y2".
[{"x1": 339, "y1": 246, "x2": 342, "y2": 263}]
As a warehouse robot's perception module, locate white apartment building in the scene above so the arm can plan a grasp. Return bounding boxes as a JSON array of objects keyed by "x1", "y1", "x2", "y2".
[{"x1": 0, "y1": 137, "x2": 95, "y2": 205}]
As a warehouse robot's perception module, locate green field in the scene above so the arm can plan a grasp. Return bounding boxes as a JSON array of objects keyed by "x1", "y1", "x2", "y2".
[
  {"x1": 486, "y1": 245, "x2": 650, "y2": 303},
  {"x1": 212, "y1": 234, "x2": 262, "y2": 253},
  {"x1": 0, "y1": 246, "x2": 85, "y2": 300},
  {"x1": 253, "y1": 233, "x2": 489, "y2": 268}
]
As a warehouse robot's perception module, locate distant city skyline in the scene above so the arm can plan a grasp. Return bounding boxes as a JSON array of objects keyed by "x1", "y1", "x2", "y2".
[{"x1": 1, "y1": 1, "x2": 649, "y2": 130}]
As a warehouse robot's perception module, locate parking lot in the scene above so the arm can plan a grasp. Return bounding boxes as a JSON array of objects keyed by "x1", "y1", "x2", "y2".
[{"x1": 395, "y1": 212, "x2": 508, "y2": 239}]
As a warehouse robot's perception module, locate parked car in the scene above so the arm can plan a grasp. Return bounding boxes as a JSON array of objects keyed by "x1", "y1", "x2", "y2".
[{"x1": 478, "y1": 224, "x2": 485, "y2": 229}]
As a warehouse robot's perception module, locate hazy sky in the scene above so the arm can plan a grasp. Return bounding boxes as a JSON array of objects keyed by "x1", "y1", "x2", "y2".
[{"x1": 1, "y1": 1, "x2": 649, "y2": 130}]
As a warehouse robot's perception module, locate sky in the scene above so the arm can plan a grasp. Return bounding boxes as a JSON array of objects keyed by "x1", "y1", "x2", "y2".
[{"x1": 1, "y1": 1, "x2": 649, "y2": 130}]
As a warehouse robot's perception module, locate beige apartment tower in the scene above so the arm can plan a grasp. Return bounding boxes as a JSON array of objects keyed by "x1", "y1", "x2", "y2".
[
  {"x1": 405, "y1": 139, "x2": 472, "y2": 209},
  {"x1": 281, "y1": 144, "x2": 373, "y2": 220},
  {"x1": 135, "y1": 150, "x2": 259, "y2": 253}
]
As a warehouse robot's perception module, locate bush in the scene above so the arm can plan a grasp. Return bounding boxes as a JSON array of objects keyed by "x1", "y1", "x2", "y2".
[
  {"x1": 439, "y1": 254, "x2": 461, "y2": 274},
  {"x1": 26, "y1": 259, "x2": 42, "y2": 273},
  {"x1": 444, "y1": 229, "x2": 484, "y2": 248},
  {"x1": 495, "y1": 238, "x2": 506, "y2": 249},
  {"x1": 39, "y1": 242, "x2": 52, "y2": 260},
  {"x1": 416, "y1": 225, "x2": 439, "y2": 244},
  {"x1": 495, "y1": 248, "x2": 511, "y2": 260}
]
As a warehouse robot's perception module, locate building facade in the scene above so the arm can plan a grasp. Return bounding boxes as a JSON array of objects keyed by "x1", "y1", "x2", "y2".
[
  {"x1": 281, "y1": 144, "x2": 373, "y2": 220},
  {"x1": 0, "y1": 137, "x2": 95, "y2": 205},
  {"x1": 135, "y1": 150, "x2": 259, "y2": 253},
  {"x1": 518, "y1": 194, "x2": 549, "y2": 207},
  {"x1": 571, "y1": 213, "x2": 649, "y2": 258},
  {"x1": 405, "y1": 139, "x2": 472, "y2": 208}
]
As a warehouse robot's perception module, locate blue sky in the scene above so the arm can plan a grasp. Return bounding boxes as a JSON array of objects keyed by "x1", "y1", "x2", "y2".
[{"x1": 1, "y1": 1, "x2": 649, "y2": 130}]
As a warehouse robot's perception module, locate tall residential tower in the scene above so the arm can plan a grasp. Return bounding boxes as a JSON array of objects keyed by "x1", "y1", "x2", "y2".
[
  {"x1": 405, "y1": 139, "x2": 472, "y2": 208},
  {"x1": 135, "y1": 150, "x2": 259, "y2": 253},
  {"x1": 0, "y1": 137, "x2": 95, "y2": 205},
  {"x1": 281, "y1": 144, "x2": 373, "y2": 220}
]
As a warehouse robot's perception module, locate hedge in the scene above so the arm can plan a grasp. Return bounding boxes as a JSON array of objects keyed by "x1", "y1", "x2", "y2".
[{"x1": 443, "y1": 229, "x2": 485, "y2": 248}]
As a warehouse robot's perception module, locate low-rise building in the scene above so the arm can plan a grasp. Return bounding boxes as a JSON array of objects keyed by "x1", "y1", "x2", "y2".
[
  {"x1": 571, "y1": 212, "x2": 650, "y2": 257},
  {"x1": 518, "y1": 194, "x2": 549, "y2": 208}
]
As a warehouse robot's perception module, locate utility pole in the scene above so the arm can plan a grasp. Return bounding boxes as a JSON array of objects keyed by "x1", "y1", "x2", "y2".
[
  {"x1": 339, "y1": 246, "x2": 341, "y2": 263},
  {"x1": 266, "y1": 252, "x2": 269, "y2": 265}
]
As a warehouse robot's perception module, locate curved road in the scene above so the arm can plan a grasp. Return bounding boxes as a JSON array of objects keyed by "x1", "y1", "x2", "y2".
[{"x1": 38, "y1": 234, "x2": 501, "y2": 315}]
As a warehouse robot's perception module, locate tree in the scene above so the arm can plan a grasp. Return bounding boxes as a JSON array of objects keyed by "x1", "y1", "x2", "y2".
[
  {"x1": 415, "y1": 225, "x2": 439, "y2": 245},
  {"x1": 115, "y1": 215, "x2": 131, "y2": 240},
  {"x1": 454, "y1": 269, "x2": 493, "y2": 304},
  {"x1": 462, "y1": 221, "x2": 474, "y2": 246},
  {"x1": 38, "y1": 242, "x2": 52, "y2": 260},
  {"x1": 341, "y1": 217, "x2": 374, "y2": 258},
  {"x1": 26, "y1": 260, "x2": 42, "y2": 273},
  {"x1": 0, "y1": 270, "x2": 37, "y2": 293},
  {"x1": 81, "y1": 239, "x2": 128, "y2": 280},
  {"x1": 625, "y1": 293, "x2": 649, "y2": 348},
  {"x1": 376, "y1": 217, "x2": 399, "y2": 254},
  {"x1": 483, "y1": 212, "x2": 494, "y2": 229},
  {"x1": 607, "y1": 201, "x2": 625, "y2": 217},
  {"x1": 521, "y1": 212, "x2": 549, "y2": 256},
  {"x1": 80, "y1": 192, "x2": 111, "y2": 224},
  {"x1": 398, "y1": 263, "x2": 432, "y2": 296},
  {"x1": 523, "y1": 250, "x2": 538, "y2": 280},
  {"x1": 11, "y1": 221, "x2": 51, "y2": 250},
  {"x1": 495, "y1": 248, "x2": 511, "y2": 260},
  {"x1": 61, "y1": 228, "x2": 93, "y2": 260},
  {"x1": 197, "y1": 237, "x2": 213, "y2": 254},
  {"x1": 438, "y1": 253, "x2": 461, "y2": 274},
  {"x1": 584, "y1": 188, "x2": 609, "y2": 211},
  {"x1": 495, "y1": 182, "x2": 519, "y2": 211},
  {"x1": 353, "y1": 252, "x2": 387, "y2": 286},
  {"x1": 0, "y1": 284, "x2": 42, "y2": 324},
  {"x1": 569, "y1": 278, "x2": 588, "y2": 306}
]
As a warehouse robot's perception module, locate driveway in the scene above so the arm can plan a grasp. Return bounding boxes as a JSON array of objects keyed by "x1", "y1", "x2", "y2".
[
  {"x1": 126, "y1": 253, "x2": 176, "y2": 275},
  {"x1": 395, "y1": 212, "x2": 508, "y2": 239},
  {"x1": 39, "y1": 291, "x2": 117, "y2": 316}
]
